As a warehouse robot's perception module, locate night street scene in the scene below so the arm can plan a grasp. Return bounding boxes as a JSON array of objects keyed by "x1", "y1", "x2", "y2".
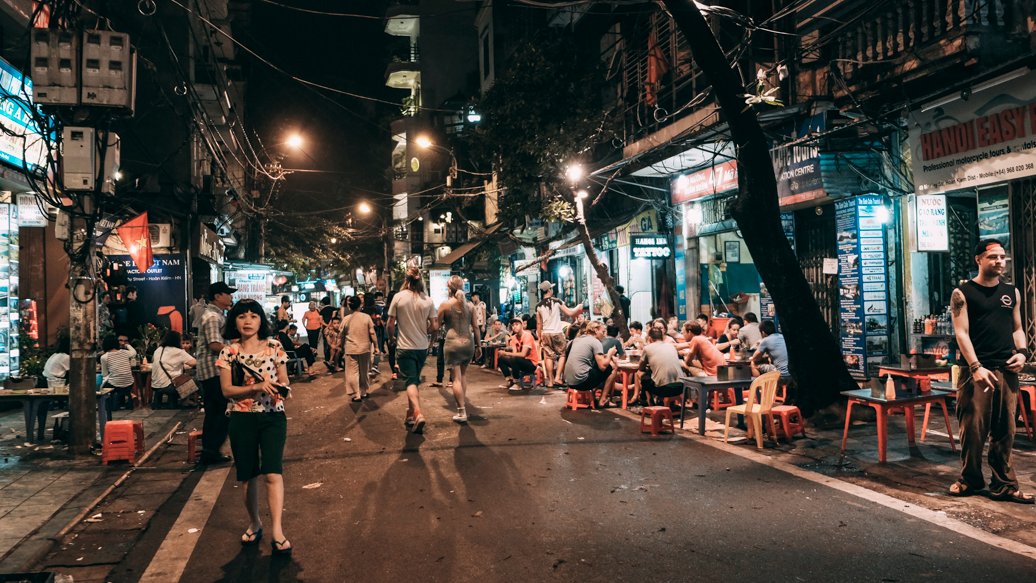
[{"x1": 2, "y1": 0, "x2": 1036, "y2": 581}]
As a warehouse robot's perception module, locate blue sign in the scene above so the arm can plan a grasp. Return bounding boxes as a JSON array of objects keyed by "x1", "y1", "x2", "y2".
[
  {"x1": 108, "y1": 253, "x2": 188, "y2": 334},
  {"x1": 837, "y1": 195, "x2": 890, "y2": 379},
  {"x1": 675, "y1": 237, "x2": 687, "y2": 321},
  {"x1": 0, "y1": 57, "x2": 46, "y2": 174}
]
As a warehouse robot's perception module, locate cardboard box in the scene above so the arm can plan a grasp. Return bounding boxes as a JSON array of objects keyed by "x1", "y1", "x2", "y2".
[{"x1": 717, "y1": 363, "x2": 751, "y2": 380}]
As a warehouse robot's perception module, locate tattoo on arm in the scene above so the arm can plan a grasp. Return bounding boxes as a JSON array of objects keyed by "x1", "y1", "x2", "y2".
[{"x1": 950, "y1": 290, "x2": 965, "y2": 317}]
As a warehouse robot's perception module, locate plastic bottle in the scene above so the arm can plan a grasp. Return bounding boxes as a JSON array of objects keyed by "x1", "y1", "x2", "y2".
[{"x1": 885, "y1": 374, "x2": 896, "y2": 400}]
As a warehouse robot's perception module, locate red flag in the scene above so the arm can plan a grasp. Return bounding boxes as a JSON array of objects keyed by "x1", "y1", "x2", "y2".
[{"x1": 117, "y1": 212, "x2": 153, "y2": 272}]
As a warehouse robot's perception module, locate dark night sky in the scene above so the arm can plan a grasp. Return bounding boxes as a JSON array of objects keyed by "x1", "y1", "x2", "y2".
[{"x1": 243, "y1": 0, "x2": 397, "y2": 209}]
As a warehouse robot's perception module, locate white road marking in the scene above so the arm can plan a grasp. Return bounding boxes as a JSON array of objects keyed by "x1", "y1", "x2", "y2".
[{"x1": 139, "y1": 466, "x2": 231, "y2": 582}]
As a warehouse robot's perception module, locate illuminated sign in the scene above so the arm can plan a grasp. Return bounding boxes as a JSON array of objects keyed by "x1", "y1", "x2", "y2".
[
  {"x1": 0, "y1": 57, "x2": 47, "y2": 174},
  {"x1": 631, "y1": 235, "x2": 671, "y2": 259},
  {"x1": 916, "y1": 194, "x2": 949, "y2": 252}
]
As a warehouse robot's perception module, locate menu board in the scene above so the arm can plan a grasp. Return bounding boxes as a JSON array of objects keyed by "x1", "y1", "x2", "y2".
[
  {"x1": 837, "y1": 195, "x2": 890, "y2": 379},
  {"x1": 675, "y1": 235, "x2": 687, "y2": 321},
  {"x1": 0, "y1": 203, "x2": 19, "y2": 379}
]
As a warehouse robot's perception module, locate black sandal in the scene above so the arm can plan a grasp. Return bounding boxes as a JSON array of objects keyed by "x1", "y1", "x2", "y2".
[
  {"x1": 947, "y1": 480, "x2": 975, "y2": 497},
  {"x1": 989, "y1": 488, "x2": 1036, "y2": 504},
  {"x1": 272, "y1": 539, "x2": 293, "y2": 556},
  {"x1": 241, "y1": 528, "x2": 263, "y2": 545}
]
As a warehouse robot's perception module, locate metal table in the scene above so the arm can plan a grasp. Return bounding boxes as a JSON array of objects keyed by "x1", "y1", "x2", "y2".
[
  {"x1": 0, "y1": 389, "x2": 113, "y2": 443},
  {"x1": 679, "y1": 375, "x2": 755, "y2": 435},
  {"x1": 840, "y1": 388, "x2": 956, "y2": 462}
]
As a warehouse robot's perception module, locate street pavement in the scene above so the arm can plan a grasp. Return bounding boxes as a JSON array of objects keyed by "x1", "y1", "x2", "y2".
[{"x1": 13, "y1": 358, "x2": 1036, "y2": 581}]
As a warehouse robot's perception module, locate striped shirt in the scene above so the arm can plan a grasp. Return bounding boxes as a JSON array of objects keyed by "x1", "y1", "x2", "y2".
[
  {"x1": 100, "y1": 349, "x2": 135, "y2": 388},
  {"x1": 195, "y1": 303, "x2": 226, "y2": 381}
]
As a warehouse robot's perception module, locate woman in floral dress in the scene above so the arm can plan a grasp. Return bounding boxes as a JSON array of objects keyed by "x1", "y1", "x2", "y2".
[{"x1": 217, "y1": 299, "x2": 293, "y2": 556}]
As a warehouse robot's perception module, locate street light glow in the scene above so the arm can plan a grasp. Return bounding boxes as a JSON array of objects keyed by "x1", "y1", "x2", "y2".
[
  {"x1": 414, "y1": 135, "x2": 433, "y2": 149},
  {"x1": 358, "y1": 201, "x2": 373, "y2": 215},
  {"x1": 575, "y1": 189, "x2": 589, "y2": 200},
  {"x1": 286, "y1": 133, "x2": 304, "y2": 149},
  {"x1": 565, "y1": 163, "x2": 585, "y2": 183}
]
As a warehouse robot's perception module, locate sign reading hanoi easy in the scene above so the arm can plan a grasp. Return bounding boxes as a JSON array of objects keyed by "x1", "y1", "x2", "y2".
[
  {"x1": 631, "y1": 235, "x2": 671, "y2": 259},
  {"x1": 910, "y1": 70, "x2": 1036, "y2": 193}
]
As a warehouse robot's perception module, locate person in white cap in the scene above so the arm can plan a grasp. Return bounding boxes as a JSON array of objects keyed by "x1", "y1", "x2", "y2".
[{"x1": 536, "y1": 280, "x2": 583, "y2": 388}]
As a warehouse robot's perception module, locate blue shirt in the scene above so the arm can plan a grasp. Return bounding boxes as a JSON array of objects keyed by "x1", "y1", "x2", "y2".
[{"x1": 757, "y1": 333, "x2": 790, "y2": 377}]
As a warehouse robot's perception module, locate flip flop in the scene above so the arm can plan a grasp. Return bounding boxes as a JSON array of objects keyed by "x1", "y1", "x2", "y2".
[
  {"x1": 241, "y1": 528, "x2": 263, "y2": 545},
  {"x1": 947, "y1": 480, "x2": 975, "y2": 497},
  {"x1": 989, "y1": 488, "x2": 1036, "y2": 504}
]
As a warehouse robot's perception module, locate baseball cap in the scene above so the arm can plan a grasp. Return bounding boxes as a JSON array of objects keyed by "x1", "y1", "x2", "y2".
[
  {"x1": 208, "y1": 281, "x2": 237, "y2": 299},
  {"x1": 538, "y1": 281, "x2": 554, "y2": 293}
]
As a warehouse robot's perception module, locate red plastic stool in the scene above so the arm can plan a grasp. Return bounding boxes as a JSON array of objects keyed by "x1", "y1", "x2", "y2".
[
  {"x1": 712, "y1": 388, "x2": 737, "y2": 410},
  {"x1": 187, "y1": 430, "x2": 203, "y2": 464},
  {"x1": 566, "y1": 389, "x2": 596, "y2": 411},
  {"x1": 770, "y1": 405, "x2": 806, "y2": 441},
  {"x1": 640, "y1": 406, "x2": 675, "y2": 436},
  {"x1": 102, "y1": 419, "x2": 144, "y2": 464}
]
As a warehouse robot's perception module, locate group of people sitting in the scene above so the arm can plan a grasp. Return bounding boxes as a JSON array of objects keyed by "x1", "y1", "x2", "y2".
[{"x1": 476, "y1": 306, "x2": 791, "y2": 410}]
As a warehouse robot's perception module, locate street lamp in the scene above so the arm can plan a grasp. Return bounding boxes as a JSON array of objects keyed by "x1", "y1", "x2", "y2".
[
  {"x1": 414, "y1": 135, "x2": 458, "y2": 191},
  {"x1": 286, "y1": 132, "x2": 304, "y2": 150},
  {"x1": 358, "y1": 201, "x2": 373, "y2": 215}
]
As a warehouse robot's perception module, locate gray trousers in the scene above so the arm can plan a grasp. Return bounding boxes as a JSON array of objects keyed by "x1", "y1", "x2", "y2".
[{"x1": 956, "y1": 368, "x2": 1019, "y2": 494}]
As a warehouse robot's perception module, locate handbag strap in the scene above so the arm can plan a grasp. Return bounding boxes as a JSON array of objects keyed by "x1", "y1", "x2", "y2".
[{"x1": 156, "y1": 347, "x2": 174, "y2": 383}]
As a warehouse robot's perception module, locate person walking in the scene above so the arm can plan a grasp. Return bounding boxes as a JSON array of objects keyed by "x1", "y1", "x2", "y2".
[
  {"x1": 438, "y1": 275, "x2": 482, "y2": 423},
  {"x1": 216, "y1": 299, "x2": 294, "y2": 555},
  {"x1": 471, "y1": 291, "x2": 487, "y2": 363},
  {"x1": 948, "y1": 239, "x2": 1034, "y2": 503},
  {"x1": 340, "y1": 296, "x2": 377, "y2": 401},
  {"x1": 536, "y1": 280, "x2": 584, "y2": 389},
  {"x1": 301, "y1": 301, "x2": 322, "y2": 350},
  {"x1": 386, "y1": 267, "x2": 438, "y2": 433},
  {"x1": 196, "y1": 281, "x2": 236, "y2": 465},
  {"x1": 151, "y1": 330, "x2": 197, "y2": 408}
]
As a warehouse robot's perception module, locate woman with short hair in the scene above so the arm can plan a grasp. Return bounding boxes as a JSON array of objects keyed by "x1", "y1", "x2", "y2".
[{"x1": 151, "y1": 330, "x2": 197, "y2": 408}]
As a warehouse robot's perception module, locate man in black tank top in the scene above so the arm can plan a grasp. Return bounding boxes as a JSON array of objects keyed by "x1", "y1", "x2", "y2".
[{"x1": 948, "y1": 239, "x2": 1033, "y2": 503}]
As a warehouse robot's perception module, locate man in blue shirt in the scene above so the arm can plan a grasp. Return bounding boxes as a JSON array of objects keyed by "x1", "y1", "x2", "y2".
[{"x1": 750, "y1": 319, "x2": 790, "y2": 380}]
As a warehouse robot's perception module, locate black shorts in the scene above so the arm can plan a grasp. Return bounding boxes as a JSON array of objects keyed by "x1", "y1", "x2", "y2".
[
  {"x1": 397, "y1": 349, "x2": 429, "y2": 387},
  {"x1": 642, "y1": 377, "x2": 683, "y2": 398},
  {"x1": 569, "y1": 365, "x2": 612, "y2": 391},
  {"x1": 228, "y1": 412, "x2": 287, "y2": 481}
]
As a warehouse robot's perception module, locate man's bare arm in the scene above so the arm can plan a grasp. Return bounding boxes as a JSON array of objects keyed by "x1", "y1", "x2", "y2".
[{"x1": 950, "y1": 288, "x2": 980, "y2": 368}]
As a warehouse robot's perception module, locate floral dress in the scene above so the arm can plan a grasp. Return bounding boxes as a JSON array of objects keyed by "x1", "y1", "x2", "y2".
[{"x1": 216, "y1": 339, "x2": 289, "y2": 414}]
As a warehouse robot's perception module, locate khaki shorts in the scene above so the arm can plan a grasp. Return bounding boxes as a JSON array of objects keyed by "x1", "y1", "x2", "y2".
[{"x1": 540, "y1": 332, "x2": 566, "y2": 360}]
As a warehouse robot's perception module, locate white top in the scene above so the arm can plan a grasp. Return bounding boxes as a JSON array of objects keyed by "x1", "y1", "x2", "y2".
[
  {"x1": 642, "y1": 341, "x2": 684, "y2": 387},
  {"x1": 388, "y1": 290, "x2": 437, "y2": 350},
  {"x1": 537, "y1": 298, "x2": 564, "y2": 334},
  {"x1": 152, "y1": 346, "x2": 197, "y2": 388},
  {"x1": 473, "y1": 301, "x2": 487, "y2": 327},
  {"x1": 43, "y1": 353, "x2": 70, "y2": 383}
]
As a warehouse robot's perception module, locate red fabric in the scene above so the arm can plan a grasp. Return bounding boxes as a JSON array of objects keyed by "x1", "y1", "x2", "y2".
[
  {"x1": 645, "y1": 30, "x2": 669, "y2": 106},
  {"x1": 117, "y1": 212, "x2": 153, "y2": 272}
]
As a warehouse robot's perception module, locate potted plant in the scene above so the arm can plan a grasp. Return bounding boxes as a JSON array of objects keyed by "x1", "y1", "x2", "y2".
[{"x1": 133, "y1": 323, "x2": 165, "y2": 366}]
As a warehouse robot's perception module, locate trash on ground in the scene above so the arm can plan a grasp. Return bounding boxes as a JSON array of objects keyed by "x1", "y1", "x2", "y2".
[{"x1": 302, "y1": 482, "x2": 323, "y2": 489}]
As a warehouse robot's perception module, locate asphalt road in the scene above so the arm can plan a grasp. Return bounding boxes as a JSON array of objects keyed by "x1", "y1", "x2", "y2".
[{"x1": 156, "y1": 362, "x2": 1035, "y2": 582}]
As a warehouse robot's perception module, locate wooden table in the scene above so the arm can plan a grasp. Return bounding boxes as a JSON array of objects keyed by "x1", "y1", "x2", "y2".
[
  {"x1": 679, "y1": 376, "x2": 755, "y2": 435},
  {"x1": 0, "y1": 389, "x2": 113, "y2": 443},
  {"x1": 840, "y1": 388, "x2": 956, "y2": 462},
  {"x1": 615, "y1": 361, "x2": 641, "y2": 410}
]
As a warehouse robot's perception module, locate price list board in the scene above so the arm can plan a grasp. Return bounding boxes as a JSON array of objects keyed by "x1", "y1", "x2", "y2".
[
  {"x1": 836, "y1": 195, "x2": 890, "y2": 379},
  {"x1": 0, "y1": 203, "x2": 19, "y2": 379}
]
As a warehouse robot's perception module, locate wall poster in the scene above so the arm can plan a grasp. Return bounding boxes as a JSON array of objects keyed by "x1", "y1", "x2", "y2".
[{"x1": 837, "y1": 195, "x2": 890, "y2": 379}]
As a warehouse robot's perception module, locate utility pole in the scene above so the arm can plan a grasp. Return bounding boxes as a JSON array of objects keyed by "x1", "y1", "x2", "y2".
[{"x1": 67, "y1": 194, "x2": 98, "y2": 455}]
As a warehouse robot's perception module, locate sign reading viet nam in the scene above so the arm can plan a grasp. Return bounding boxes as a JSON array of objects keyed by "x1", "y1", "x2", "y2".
[
  {"x1": 915, "y1": 194, "x2": 949, "y2": 251},
  {"x1": 631, "y1": 235, "x2": 671, "y2": 259},
  {"x1": 670, "y1": 160, "x2": 738, "y2": 205},
  {"x1": 910, "y1": 69, "x2": 1036, "y2": 194}
]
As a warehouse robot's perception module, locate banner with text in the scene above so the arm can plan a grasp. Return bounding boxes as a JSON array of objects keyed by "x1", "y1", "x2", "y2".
[
  {"x1": 108, "y1": 253, "x2": 188, "y2": 334},
  {"x1": 910, "y1": 70, "x2": 1036, "y2": 194}
]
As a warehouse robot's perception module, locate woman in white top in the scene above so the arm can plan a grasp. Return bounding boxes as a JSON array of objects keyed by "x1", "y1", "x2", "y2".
[
  {"x1": 42, "y1": 336, "x2": 71, "y2": 387},
  {"x1": 152, "y1": 330, "x2": 197, "y2": 408}
]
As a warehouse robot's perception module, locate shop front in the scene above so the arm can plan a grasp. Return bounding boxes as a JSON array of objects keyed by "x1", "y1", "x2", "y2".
[{"x1": 907, "y1": 68, "x2": 1036, "y2": 356}]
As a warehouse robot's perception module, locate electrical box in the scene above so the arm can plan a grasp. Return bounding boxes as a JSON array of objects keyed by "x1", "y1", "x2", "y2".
[
  {"x1": 100, "y1": 132, "x2": 120, "y2": 194},
  {"x1": 31, "y1": 29, "x2": 79, "y2": 106},
  {"x1": 61, "y1": 126, "x2": 95, "y2": 191},
  {"x1": 80, "y1": 31, "x2": 136, "y2": 112}
]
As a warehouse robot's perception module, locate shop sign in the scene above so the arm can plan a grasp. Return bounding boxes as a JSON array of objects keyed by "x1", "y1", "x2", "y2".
[
  {"x1": 233, "y1": 271, "x2": 270, "y2": 303},
  {"x1": 594, "y1": 231, "x2": 618, "y2": 252},
  {"x1": 197, "y1": 225, "x2": 225, "y2": 265},
  {"x1": 915, "y1": 194, "x2": 949, "y2": 252},
  {"x1": 836, "y1": 195, "x2": 890, "y2": 380},
  {"x1": 0, "y1": 57, "x2": 46, "y2": 174},
  {"x1": 670, "y1": 160, "x2": 738, "y2": 205},
  {"x1": 977, "y1": 187, "x2": 1010, "y2": 248},
  {"x1": 0, "y1": 203, "x2": 19, "y2": 379},
  {"x1": 107, "y1": 253, "x2": 188, "y2": 333},
  {"x1": 631, "y1": 235, "x2": 671, "y2": 259},
  {"x1": 772, "y1": 143, "x2": 824, "y2": 204},
  {"x1": 429, "y1": 268, "x2": 450, "y2": 308},
  {"x1": 16, "y1": 194, "x2": 47, "y2": 227},
  {"x1": 910, "y1": 69, "x2": 1036, "y2": 194}
]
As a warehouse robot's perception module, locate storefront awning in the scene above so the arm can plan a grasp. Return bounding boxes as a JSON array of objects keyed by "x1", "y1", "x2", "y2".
[{"x1": 433, "y1": 223, "x2": 504, "y2": 266}]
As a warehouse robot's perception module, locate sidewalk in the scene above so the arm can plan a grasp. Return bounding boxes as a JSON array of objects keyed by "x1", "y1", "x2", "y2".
[{"x1": 0, "y1": 402, "x2": 201, "y2": 572}]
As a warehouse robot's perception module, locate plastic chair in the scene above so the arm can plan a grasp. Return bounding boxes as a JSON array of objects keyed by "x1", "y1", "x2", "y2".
[
  {"x1": 724, "y1": 371, "x2": 781, "y2": 448},
  {"x1": 770, "y1": 404, "x2": 806, "y2": 441},
  {"x1": 187, "y1": 430, "x2": 203, "y2": 464},
  {"x1": 640, "y1": 406, "x2": 675, "y2": 436}
]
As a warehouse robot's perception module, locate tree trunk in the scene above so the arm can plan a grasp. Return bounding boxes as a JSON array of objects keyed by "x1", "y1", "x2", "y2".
[
  {"x1": 662, "y1": 1, "x2": 856, "y2": 416},
  {"x1": 576, "y1": 217, "x2": 630, "y2": 340}
]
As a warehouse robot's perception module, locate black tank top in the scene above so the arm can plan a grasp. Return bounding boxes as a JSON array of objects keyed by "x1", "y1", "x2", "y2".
[{"x1": 958, "y1": 280, "x2": 1017, "y2": 368}]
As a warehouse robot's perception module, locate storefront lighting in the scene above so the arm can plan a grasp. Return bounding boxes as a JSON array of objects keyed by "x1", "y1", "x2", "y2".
[
  {"x1": 111, "y1": 170, "x2": 123, "y2": 181},
  {"x1": 558, "y1": 265, "x2": 572, "y2": 279},
  {"x1": 875, "y1": 205, "x2": 891, "y2": 225},
  {"x1": 686, "y1": 205, "x2": 704, "y2": 226},
  {"x1": 565, "y1": 164, "x2": 585, "y2": 184},
  {"x1": 575, "y1": 190, "x2": 588, "y2": 200}
]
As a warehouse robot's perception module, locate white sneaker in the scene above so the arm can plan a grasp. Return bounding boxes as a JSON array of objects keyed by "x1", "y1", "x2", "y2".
[
  {"x1": 452, "y1": 411, "x2": 468, "y2": 423},
  {"x1": 497, "y1": 380, "x2": 513, "y2": 389},
  {"x1": 431, "y1": 381, "x2": 443, "y2": 387}
]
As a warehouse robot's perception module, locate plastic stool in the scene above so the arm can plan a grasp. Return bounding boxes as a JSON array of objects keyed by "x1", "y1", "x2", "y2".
[
  {"x1": 712, "y1": 388, "x2": 737, "y2": 410},
  {"x1": 640, "y1": 406, "x2": 675, "y2": 436},
  {"x1": 51, "y1": 411, "x2": 69, "y2": 442},
  {"x1": 187, "y1": 430, "x2": 203, "y2": 463},
  {"x1": 770, "y1": 405, "x2": 806, "y2": 441},
  {"x1": 566, "y1": 389, "x2": 596, "y2": 410},
  {"x1": 102, "y1": 419, "x2": 144, "y2": 464}
]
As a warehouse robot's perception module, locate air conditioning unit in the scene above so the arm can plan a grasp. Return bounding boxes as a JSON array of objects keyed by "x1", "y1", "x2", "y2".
[{"x1": 106, "y1": 223, "x2": 173, "y2": 253}]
